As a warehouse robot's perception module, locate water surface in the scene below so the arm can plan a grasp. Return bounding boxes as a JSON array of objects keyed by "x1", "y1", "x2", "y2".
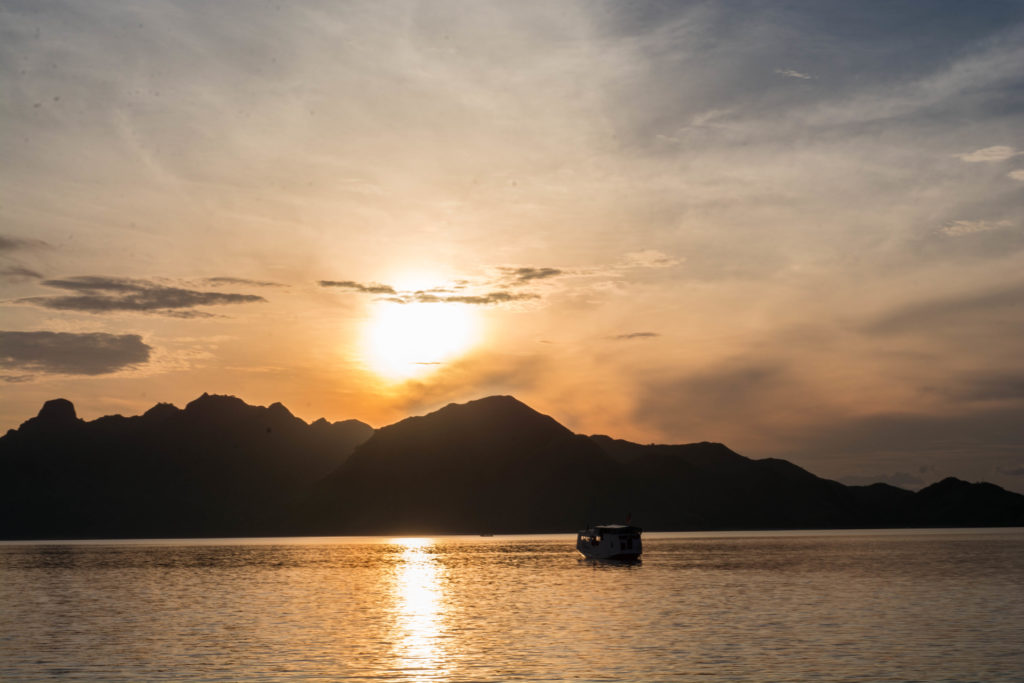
[{"x1": 2, "y1": 529, "x2": 1022, "y2": 681}]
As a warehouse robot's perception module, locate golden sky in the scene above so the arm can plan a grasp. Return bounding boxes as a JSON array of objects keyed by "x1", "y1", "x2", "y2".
[{"x1": 2, "y1": 1, "x2": 1023, "y2": 492}]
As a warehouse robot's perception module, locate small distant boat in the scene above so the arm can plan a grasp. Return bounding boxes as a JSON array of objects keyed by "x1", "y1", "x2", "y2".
[{"x1": 576, "y1": 524, "x2": 642, "y2": 560}]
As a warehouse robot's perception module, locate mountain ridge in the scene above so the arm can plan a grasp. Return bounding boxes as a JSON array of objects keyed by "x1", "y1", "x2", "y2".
[{"x1": 2, "y1": 393, "x2": 1022, "y2": 539}]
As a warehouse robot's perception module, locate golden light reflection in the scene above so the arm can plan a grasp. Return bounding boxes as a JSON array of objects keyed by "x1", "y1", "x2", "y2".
[
  {"x1": 362, "y1": 302, "x2": 478, "y2": 381},
  {"x1": 389, "y1": 537, "x2": 450, "y2": 680}
]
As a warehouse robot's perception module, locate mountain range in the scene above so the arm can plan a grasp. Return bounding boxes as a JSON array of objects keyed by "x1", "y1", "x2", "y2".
[{"x1": 2, "y1": 394, "x2": 1022, "y2": 539}]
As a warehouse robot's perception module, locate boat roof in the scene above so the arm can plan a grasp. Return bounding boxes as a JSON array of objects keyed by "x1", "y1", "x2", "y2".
[{"x1": 580, "y1": 524, "x2": 642, "y2": 533}]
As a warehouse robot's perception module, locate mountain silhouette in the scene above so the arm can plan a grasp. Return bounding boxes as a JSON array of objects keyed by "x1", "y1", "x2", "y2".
[
  {"x1": 2, "y1": 394, "x2": 1022, "y2": 539},
  {"x1": 298, "y1": 396, "x2": 1024, "y2": 534},
  {"x1": 0, "y1": 393, "x2": 372, "y2": 539},
  {"x1": 299, "y1": 396, "x2": 620, "y2": 534}
]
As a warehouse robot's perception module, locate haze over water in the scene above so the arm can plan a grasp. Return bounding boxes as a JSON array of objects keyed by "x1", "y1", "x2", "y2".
[{"x1": 2, "y1": 529, "x2": 1023, "y2": 681}]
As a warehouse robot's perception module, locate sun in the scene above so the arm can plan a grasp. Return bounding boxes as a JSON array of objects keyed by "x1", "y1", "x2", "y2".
[{"x1": 362, "y1": 301, "x2": 478, "y2": 380}]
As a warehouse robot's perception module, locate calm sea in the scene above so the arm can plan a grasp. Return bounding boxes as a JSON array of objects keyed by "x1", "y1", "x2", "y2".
[{"x1": 1, "y1": 529, "x2": 1022, "y2": 682}]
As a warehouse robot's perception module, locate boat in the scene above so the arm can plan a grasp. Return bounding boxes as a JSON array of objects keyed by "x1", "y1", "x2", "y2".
[{"x1": 576, "y1": 523, "x2": 642, "y2": 560}]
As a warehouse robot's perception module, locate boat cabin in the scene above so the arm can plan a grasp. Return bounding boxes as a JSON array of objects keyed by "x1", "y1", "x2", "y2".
[{"x1": 576, "y1": 524, "x2": 642, "y2": 560}]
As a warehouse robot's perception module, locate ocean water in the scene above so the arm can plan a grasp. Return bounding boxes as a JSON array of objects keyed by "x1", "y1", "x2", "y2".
[{"x1": 1, "y1": 529, "x2": 1022, "y2": 682}]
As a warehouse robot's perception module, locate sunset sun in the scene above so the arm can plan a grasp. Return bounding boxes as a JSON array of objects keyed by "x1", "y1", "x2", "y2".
[{"x1": 362, "y1": 301, "x2": 478, "y2": 380}]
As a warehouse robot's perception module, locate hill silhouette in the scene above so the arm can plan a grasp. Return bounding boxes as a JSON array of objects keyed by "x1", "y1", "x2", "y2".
[
  {"x1": 2, "y1": 394, "x2": 1022, "y2": 539},
  {"x1": 299, "y1": 396, "x2": 620, "y2": 534},
  {"x1": 0, "y1": 394, "x2": 372, "y2": 538}
]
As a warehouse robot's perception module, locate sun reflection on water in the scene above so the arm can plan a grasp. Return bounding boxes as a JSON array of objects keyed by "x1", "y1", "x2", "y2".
[{"x1": 389, "y1": 538, "x2": 449, "y2": 680}]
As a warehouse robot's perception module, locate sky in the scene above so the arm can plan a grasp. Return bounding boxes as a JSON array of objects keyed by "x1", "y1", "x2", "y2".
[{"x1": 2, "y1": 0, "x2": 1023, "y2": 492}]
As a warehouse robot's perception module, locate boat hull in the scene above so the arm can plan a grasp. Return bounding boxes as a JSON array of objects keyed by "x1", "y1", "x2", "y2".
[{"x1": 577, "y1": 548, "x2": 641, "y2": 561}]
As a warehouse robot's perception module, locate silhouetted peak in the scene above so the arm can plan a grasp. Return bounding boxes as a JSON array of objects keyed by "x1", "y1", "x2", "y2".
[
  {"x1": 143, "y1": 402, "x2": 181, "y2": 421},
  {"x1": 918, "y1": 477, "x2": 969, "y2": 494},
  {"x1": 333, "y1": 418, "x2": 375, "y2": 431},
  {"x1": 417, "y1": 395, "x2": 569, "y2": 434},
  {"x1": 37, "y1": 398, "x2": 77, "y2": 423},
  {"x1": 267, "y1": 402, "x2": 295, "y2": 420},
  {"x1": 916, "y1": 476, "x2": 1015, "y2": 499},
  {"x1": 435, "y1": 395, "x2": 546, "y2": 420},
  {"x1": 359, "y1": 395, "x2": 572, "y2": 460},
  {"x1": 184, "y1": 393, "x2": 250, "y2": 415}
]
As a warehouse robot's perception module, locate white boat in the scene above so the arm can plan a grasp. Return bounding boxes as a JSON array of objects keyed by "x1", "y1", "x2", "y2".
[{"x1": 576, "y1": 524, "x2": 642, "y2": 560}]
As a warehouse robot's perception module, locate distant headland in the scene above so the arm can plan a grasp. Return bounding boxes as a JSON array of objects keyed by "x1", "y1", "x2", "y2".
[{"x1": 2, "y1": 394, "x2": 1022, "y2": 539}]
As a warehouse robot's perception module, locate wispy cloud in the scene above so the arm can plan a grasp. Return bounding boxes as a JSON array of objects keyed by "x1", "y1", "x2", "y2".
[
  {"x1": 1009, "y1": 170, "x2": 1024, "y2": 181},
  {"x1": 955, "y1": 146, "x2": 1020, "y2": 162},
  {"x1": 0, "y1": 235, "x2": 50, "y2": 252},
  {"x1": 501, "y1": 267, "x2": 563, "y2": 284},
  {"x1": 380, "y1": 291, "x2": 539, "y2": 306},
  {"x1": 19, "y1": 276, "x2": 266, "y2": 315},
  {"x1": 320, "y1": 272, "x2": 548, "y2": 305},
  {"x1": 203, "y1": 277, "x2": 285, "y2": 288},
  {"x1": 940, "y1": 219, "x2": 1012, "y2": 237},
  {"x1": 612, "y1": 332, "x2": 660, "y2": 340},
  {"x1": 775, "y1": 68, "x2": 813, "y2": 80},
  {"x1": 318, "y1": 280, "x2": 397, "y2": 294},
  {"x1": 0, "y1": 266, "x2": 43, "y2": 281},
  {"x1": 422, "y1": 291, "x2": 539, "y2": 305},
  {"x1": 0, "y1": 331, "x2": 151, "y2": 375},
  {"x1": 865, "y1": 282, "x2": 1024, "y2": 334},
  {"x1": 620, "y1": 250, "x2": 681, "y2": 270}
]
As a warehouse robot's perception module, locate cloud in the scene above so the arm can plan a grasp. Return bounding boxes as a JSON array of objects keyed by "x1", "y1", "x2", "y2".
[
  {"x1": 999, "y1": 466, "x2": 1024, "y2": 477},
  {"x1": 319, "y1": 277, "x2": 539, "y2": 305},
  {"x1": 204, "y1": 277, "x2": 284, "y2": 288},
  {"x1": 408, "y1": 291, "x2": 539, "y2": 305},
  {"x1": 0, "y1": 235, "x2": 49, "y2": 251},
  {"x1": 0, "y1": 266, "x2": 43, "y2": 281},
  {"x1": 940, "y1": 219, "x2": 1012, "y2": 236},
  {"x1": 620, "y1": 250, "x2": 681, "y2": 269},
  {"x1": 0, "y1": 331, "x2": 151, "y2": 375},
  {"x1": 1009, "y1": 170, "x2": 1024, "y2": 181},
  {"x1": 391, "y1": 351, "x2": 553, "y2": 416},
  {"x1": 955, "y1": 146, "x2": 1020, "y2": 162},
  {"x1": 634, "y1": 359, "x2": 798, "y2": 441},
  {"x1": 773, "y1": 406, "x2": 1024, "y2": 472},
  {"x1": 775, "y1": 68, "x2": 813, "y2": 80},
  {"x1": 865, "y1": 282, "x2": 1024, "y2": 334},
  {"x1": 502, "y1": 267, "x2": 563, "y2": 284},
  {"x1": 20, "y1": 276, "x2": 266, "y2": 315},
  {"x1": 318, "y1": 280, "x2": 397, "y2": 294},
  {"x1": 949, "y1": 373, "x2": 1024, "y2": 402},
  {"x1": 612, "y1": 332, "x2": 660, "y2": 340}
]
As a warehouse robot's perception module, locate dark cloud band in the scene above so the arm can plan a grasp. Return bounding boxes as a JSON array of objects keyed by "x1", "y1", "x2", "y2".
[
  {"x1": 505, "y1": 267, "x2": 563, "y2": 284},
  {"x1": 409, "y1": 291, "x2": 539, "y2": 305},
  {"x1": 0, "y1": 234, "x2": 49, "y2": 251},
  {"x1": 0, "y1": 266, "x2": 43, "y2": 280},
  {"x1": 319, "y1": 280, "x2": 397, "y2": 294},
  {"x1": 20, "y1": 276, "x2": 266, "y2": 315},
  {"x1": 204, "y1": 277, "x2": 284, "y2": 288},
  {"x1": 0, "y1": 331, "x2": 151, "y2": 375},
  {"x1": 320, "y1": 278, "x2": 539, "y2": 305}
]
